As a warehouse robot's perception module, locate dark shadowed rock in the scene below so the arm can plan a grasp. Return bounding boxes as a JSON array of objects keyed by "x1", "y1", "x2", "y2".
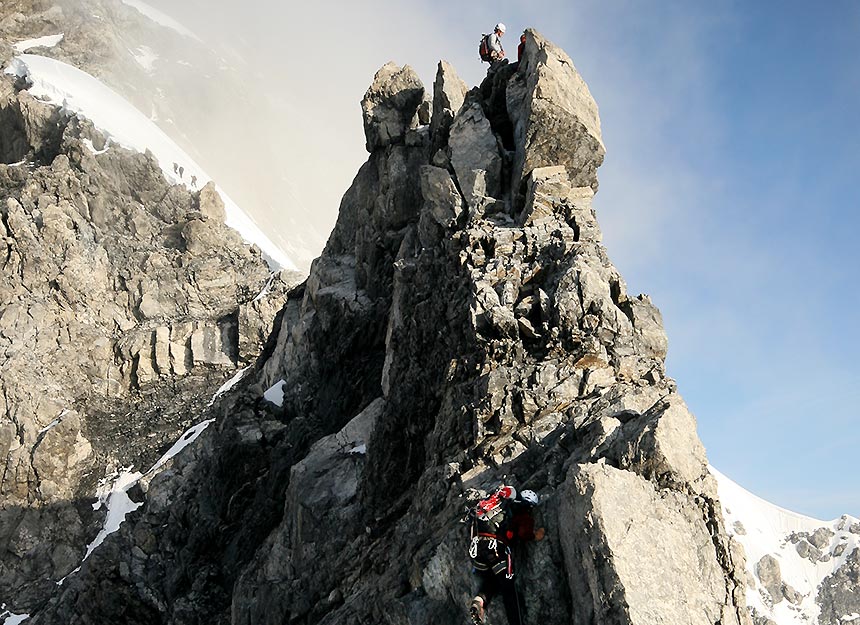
[{"x1": 361, "y1": 62, "x2": 425, "y2": 152}]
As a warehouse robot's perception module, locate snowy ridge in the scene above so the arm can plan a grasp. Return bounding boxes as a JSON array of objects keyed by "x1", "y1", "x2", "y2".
[
  {"x1": 712, "y1": 466, "x2": 860, "y2": 625},
  {"x1": 119, "y1": 0, "x2": 202, "y2": 42},
  {"x1": 4, "y1": 54, "x2": 297, "y2": 271}
]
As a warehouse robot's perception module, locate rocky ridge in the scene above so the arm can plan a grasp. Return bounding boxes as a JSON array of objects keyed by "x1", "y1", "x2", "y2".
[
  {"x1": 10, "y1": 30, "x2": 761, "y2": 625},
  {"x1": 0, "y1": 58, "x2": 299, "y2": 611}
]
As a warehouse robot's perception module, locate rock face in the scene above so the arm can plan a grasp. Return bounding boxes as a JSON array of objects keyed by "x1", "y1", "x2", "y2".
[
  {"x1": 508, "y1": 31, "x2": 605, "y2": 195},
  {"x1": 10, "y1": 29, "x2": 750, "y2": 625},
  {"x1": 0, "y1": 65, "x2": 300, "y2": 610},
  {"x1": 817, "y1": 548, "x2": 860, "y2": 625}
]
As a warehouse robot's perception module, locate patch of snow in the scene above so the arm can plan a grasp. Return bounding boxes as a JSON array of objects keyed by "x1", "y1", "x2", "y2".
[
  {"x1": 1, "y1": 610, "x2": 30, "y2": 625},
  {"x1": 843, "y1": 614, "x2": 860, "y2": 622},
  {"x1": 119, "y1": 0, "x2": 202, "y2": 42},
  {"x1": 712, "y1": 466, "x2": 860, "y2": 625},
  {"x1": 348, "y1": 444, "x2": 367, "y2": 455},
  {"x1": 263, "y1": 380, "x2": 286, "y2": 407},
  {"x1": 5, "y1": 160, "x2": 27, "y2": 167},
  {"x1": 146, "y1": 419, "x2": 214, "y2": 475},
  {"x1": 252, "y1": 274, "x2": 276, "y2": 303},
  {"x1": 211, "y1": 366, "x2": 251, "y2": 404},
  {"x1": 4, "y1": 55, "x2": 297, "y2": 271},
  {"x1": 12, "y1": 33, "x2": 63, "y2": 53},
  {"x1": 82, "y1": 468, "x2": 143, "y2": 561},
  {"x1": 82, "y1": 138, "x2": 109, "y2": 155},
  {"x1": 131, "y1": 45, "x2": 158, "y2": 72}
]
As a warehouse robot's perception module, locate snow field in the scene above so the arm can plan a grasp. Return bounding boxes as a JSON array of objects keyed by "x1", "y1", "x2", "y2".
[{"x1": 712, "y1": 466, "x2": 860, "y2": 625}]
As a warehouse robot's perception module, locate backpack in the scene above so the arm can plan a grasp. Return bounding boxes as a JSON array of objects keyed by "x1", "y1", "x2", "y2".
[
  {"x1": 479, "y1": 34, "x2": 492, "y2": 62},
  {"x1": 471, "y1": 486, "x2": 515, "y2": 539}
]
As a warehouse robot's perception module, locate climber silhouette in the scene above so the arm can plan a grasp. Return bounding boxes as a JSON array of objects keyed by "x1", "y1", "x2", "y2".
[{"x1": 468, "y1": 485, "x2": 545, "y2": 625}]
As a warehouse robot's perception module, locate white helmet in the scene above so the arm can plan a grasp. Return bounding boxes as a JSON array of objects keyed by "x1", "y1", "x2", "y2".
[
  {"x1": 520, "y1": 489, "x2": 539, "y2": 506},
  {"x1": 495, "y1": 23, "x2": 506, "y2": 34}
]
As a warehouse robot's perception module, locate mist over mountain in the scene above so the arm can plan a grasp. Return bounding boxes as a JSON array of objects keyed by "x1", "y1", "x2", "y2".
[{"x1": 1, "y1": 3, "x2": 858, "y2": 625}]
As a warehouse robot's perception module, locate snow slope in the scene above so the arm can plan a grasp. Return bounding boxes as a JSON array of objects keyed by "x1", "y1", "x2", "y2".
[
  {"x1": 119, "y1": 0, "x2": 203, "y2": 42},
  {"x1": 712, "y1": 467, "x2": 860, "y2": 624},
  {"x1": 11, "y1": 34, "x2": 64, "y2": 53},
  {"x1": 4, "y1": 54, "x2": 297, "y2": 271}
]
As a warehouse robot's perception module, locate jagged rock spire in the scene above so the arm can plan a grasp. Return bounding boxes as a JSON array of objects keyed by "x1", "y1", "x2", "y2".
[{"x1": 24, "y1": 29, "x2": 751, "y2": 625}]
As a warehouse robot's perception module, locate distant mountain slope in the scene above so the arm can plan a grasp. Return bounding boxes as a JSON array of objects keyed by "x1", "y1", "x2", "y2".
[
  {"x1": 713, "y1": 467, "x2": 860, "y2": 625},
  {"x1": 0, "y1": 0, "x2": 323, "y2": 270},
  {"x1": 6, "y1": 52, "x2": 296, "y2": 270}
]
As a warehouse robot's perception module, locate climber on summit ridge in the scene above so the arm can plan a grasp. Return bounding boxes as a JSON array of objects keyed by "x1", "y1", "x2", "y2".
[{"x1": 479, "y1": 23, "x2": 507, "y2": 67}]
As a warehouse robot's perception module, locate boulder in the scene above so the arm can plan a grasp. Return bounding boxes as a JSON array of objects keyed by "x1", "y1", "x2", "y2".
[
  {"x1": 559, "y1": 463, "x2": 735, "y2": 625},
  {"x1": 419, "y1": 165, "x2": 463, "y2": 228},
  {"x1": 508, "y1": 29, "x2": 605, "y2": 194},
  {"x1": 755, "y1": 555, "x2": 783, "y2": 604},
  {"x1": 449, "y1": 95, "x2": 502, "y2": 208},
  {"x1": 361, "y1": 62, "x2": 425, "y2": 152},
  {"x1": 197, "y1": 181, "x2": 225, "y2": 222}
]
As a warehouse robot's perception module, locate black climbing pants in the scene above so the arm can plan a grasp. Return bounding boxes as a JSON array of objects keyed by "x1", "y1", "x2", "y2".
[{"x1": 474, "y1": 568, "x2": 523, "y2": 625}]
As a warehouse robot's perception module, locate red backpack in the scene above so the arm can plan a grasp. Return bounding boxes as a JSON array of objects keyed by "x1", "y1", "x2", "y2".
[
  {"x1": 479, "y1": 34, "x2": 493, "y2": 62},
  {"x1": 473, "y1": 486, "x2": 515, "y2": 534}
]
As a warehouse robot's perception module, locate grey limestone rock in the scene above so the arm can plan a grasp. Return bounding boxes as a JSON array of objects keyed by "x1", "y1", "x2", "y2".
[
  {"x1": 796, "y1": 539, "x2": 822, "y2": 561},
  {"x1": 560, "y1": 463, "x2": 736, "y2": 625},
  {"x1": 810, "y1": 526, "x2": 835, "y2": 549},
  {"x1": 755, "y1": 555, "x2": 783, "y2": 604},
  {"x1": 430, "y1": 59, "x2": 468, "y2": 151},
  {"x1": 817, "y1": 548, "x2": 860, "y2": 625},
  {"x1": 197, "y1": 180, "x2": 226, "y2": 221},
  {"x1": 449, "y1": 93, "x2": 503, "y2": 208},
  {"x1": 0, "y1": 65, "x2": 301, "y2": 610}
]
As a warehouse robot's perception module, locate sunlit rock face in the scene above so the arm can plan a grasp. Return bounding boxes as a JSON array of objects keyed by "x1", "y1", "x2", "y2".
[{"x1": 0, "y1": 46, "x2": 300, "y2": 610}]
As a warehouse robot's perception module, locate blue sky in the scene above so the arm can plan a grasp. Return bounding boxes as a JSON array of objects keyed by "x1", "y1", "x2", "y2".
[
  {"x1": 529, "y1": 1, "x2": 860, "y2": 518},
  {"x1": 167, "y1": 0, "x2": 859, "y2": 518}
]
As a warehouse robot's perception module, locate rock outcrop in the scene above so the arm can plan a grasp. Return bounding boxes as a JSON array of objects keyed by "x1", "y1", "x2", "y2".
[
  {"x1": 0, "y1": 65, "x2": 300, "y2": 610},
  {"x1": 8, "y1": 29, "x2": 752, "y2": 625}
]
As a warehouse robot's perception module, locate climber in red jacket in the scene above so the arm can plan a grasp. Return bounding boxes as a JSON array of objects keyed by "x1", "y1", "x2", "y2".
[{"x1": 468, "y1": 485, "x2": 545, "y2": 625}]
